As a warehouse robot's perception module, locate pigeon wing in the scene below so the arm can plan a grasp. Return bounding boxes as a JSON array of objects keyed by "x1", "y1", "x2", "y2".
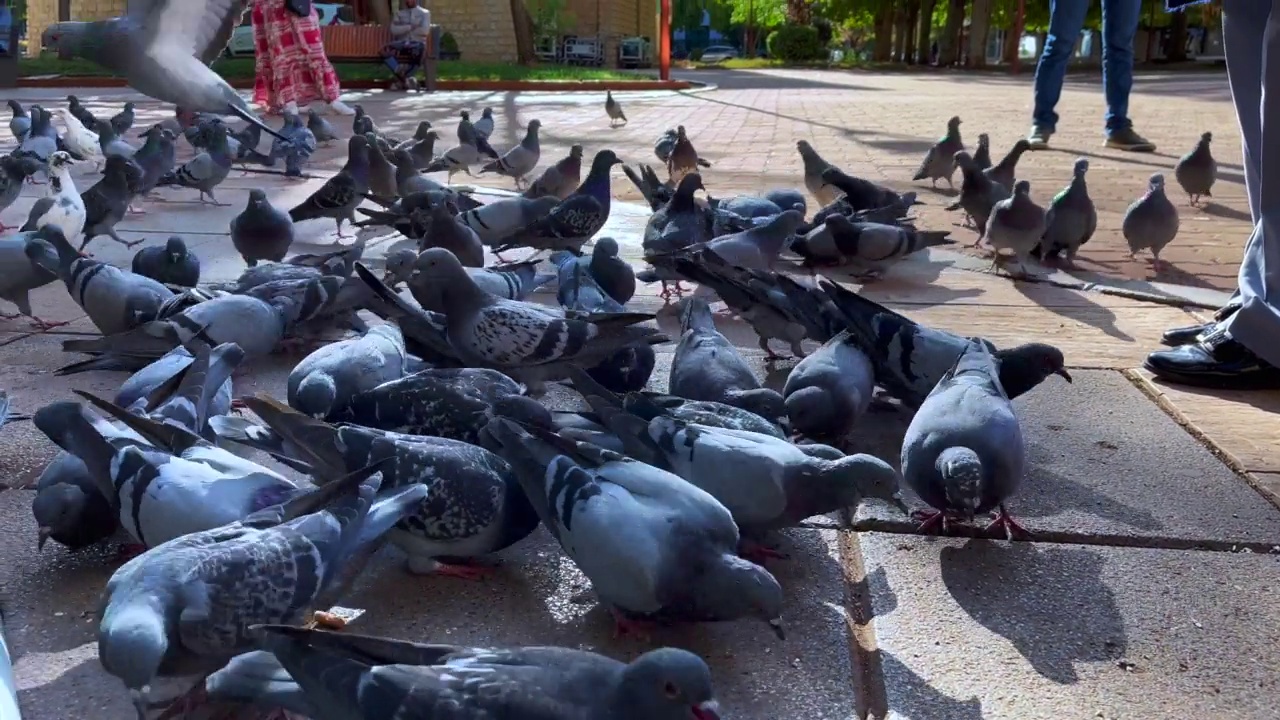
[{"x1": 128, "y1": 0, "x2": 251, "y2": 66}]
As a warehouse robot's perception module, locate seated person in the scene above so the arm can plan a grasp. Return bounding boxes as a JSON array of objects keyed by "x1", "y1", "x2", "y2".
[{"x1": 382, "y1": 0, "x2": 431, "y2": 89}]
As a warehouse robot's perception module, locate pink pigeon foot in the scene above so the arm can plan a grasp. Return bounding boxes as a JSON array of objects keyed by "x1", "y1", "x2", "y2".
[
  {"x1": 739, "y1": 539, "x2": 788, "y2": 564},
  {"x1": 984, "y1": 504, "x2": 1032, "y2": 540},
  {"x1": 434, "y1": 562, "x2": 496, "y2": 580},
  {"x1": 910, "y1": 509, "x2": 950, "y2": 535},
  {"x1": 609, "y1": 608, "x2": 656, "y2": 642},
  {"x1": 28, "y1": 317, "x2": 69, "y2": 331}
]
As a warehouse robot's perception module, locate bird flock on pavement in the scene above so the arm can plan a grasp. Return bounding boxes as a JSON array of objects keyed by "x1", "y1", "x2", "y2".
[{"x1": 0, "y1": 6, "x2": 1223, "y2": 716}]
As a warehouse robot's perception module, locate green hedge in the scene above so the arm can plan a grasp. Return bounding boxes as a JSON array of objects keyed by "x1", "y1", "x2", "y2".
[{"x1": 766, "y1": 25, "x2": 824, "y2": 62}]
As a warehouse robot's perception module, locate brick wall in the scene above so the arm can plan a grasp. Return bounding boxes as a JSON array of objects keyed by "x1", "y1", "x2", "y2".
[
  {"x1": 420, "y1": 0, "x2": 519, "y2": 63},
  {"x1": 26, "y1": 0, "x2": 127, "y2": 56}
]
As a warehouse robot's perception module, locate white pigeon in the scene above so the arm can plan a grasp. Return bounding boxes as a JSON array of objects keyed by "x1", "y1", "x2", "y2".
[
  {"x1": 56, "y1": 108, "x2": 103, "y2": 169},
  {"x1": 24, "y1": 151, "x2": 86, "y2": 241}
]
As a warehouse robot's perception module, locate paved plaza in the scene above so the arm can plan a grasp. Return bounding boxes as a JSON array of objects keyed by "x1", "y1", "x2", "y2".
[{"x1": 0, "y1": 68, "x2": 1278, "y2": 719}]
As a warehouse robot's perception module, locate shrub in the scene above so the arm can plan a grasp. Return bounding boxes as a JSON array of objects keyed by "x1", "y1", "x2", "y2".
[
  {"x1": 813, "y1": 18, "x2": 833, "y2": 46},
  {"x1": 766, "y1": 25, "x2": 823, "y2": 62},
  {"x1": 689, "y1": 47, "x2": 704, "y2": 62},
  {"x1": 440, "y1": 31, "x2": 460, "y2": 55}
]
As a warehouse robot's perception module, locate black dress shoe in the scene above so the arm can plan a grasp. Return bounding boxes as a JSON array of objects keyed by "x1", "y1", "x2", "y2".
[
  {"x1": 1160, "y1": 303, "x2": 1241, "y2": 346},
  {"x1": 1145, "y1": 327, "x2": 1280, "y2": 389}
]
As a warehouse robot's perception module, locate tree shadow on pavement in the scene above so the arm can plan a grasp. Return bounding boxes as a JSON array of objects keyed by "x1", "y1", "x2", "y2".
[
  {"x1": 940, "y1": 540, "x2": 1127, "y2": 685},
  {"x1": 679, "y1": 69, "x2": 890, "y2": 91},
  {"x1": 1011, "y1": 278, "x2": 1134, "y2": 342}
]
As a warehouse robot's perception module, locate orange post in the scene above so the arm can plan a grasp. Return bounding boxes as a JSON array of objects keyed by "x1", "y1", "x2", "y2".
[{"x1": 659, "y1": 0, "x2": 671, "y2": 80}]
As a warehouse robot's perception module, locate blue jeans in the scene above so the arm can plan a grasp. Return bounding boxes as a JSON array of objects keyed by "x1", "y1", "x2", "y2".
[
  {"x1": 1032, "y1": 0, "x2": 1142, "y2": 133},
  {"x1": 382, "y1": 40, "x2": 425, "y2": 75}
]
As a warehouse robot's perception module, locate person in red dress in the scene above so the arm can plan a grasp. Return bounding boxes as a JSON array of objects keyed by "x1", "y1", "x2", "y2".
[{"x1": 251, "y1": 0, "x2": 355, "y2": 116}]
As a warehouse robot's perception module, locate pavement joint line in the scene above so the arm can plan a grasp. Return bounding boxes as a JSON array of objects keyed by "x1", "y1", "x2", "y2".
[{"x1": 838, "y1": 526, "x2": 891, "y2": 720}]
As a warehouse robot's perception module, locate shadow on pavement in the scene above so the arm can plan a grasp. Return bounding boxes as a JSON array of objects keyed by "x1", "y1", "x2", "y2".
[
  {"x1": 874, "y1": 649, "x2": 988, "y2": 719},
  {"x1": 1012, "y1": 279, "x2": 1134, "y2": 341}
]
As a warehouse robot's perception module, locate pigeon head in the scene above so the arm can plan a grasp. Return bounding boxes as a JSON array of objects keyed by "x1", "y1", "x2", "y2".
[
  {"x1": 294, "y1": 373, "x2": 338, "y2": 419},
  {"x1": 1147, "y1": 173, "x2": 1166, "y2": 193},
  {"x1": 822, "y1": 453, "x2": 906, "y2": 513},
  {"x1": 164, "y1": 236, "x2": 188, "y2": 265},
  {"x1": 702, "y1": 553, "x2": 785, "y2": 639},
  {"x1": 676, "y1": 125, "x2": 688, "y2": 139},
  {"x1": 616, "y1": 648, "x2": 721, "y2": 720},
  {"x1": 481, "y1": 107, "x2": 494, "y2": 120},
  {"x1": 678, "y1": 296, "x2": 716, "y2": 335},
  {"x1": 569, "y1": 144, "x2": 584, "y2": 159},
  {"x1": 823, "y1": 213, "x2": 855, "y2": 234},
  {"x1": 413, "y1": 120, "x2": 432, "y2": 138},
  {"x1": 99, "y1": 599, "x2": 171, "y2": 702},
  {"x1": 123, "y1": 101, "x2": 135, "y2": 112},
  {"x1": 727, "y1": 388, "x2": 787, "y2": 426},
  {"x1": 411, "y1": 248, "x2": 479, "y2": 308},
  {"x1": 953, "y1": 150, "x2": 973, "y2": 170},
  {"x1": 784, "y1": 386, "x2": 844, "y2": 439},
  {"x1": 525, "y1": 118, "x2": 542, "y2": 133},
  {"x1": 47, "y1": 150, "x2": 74, "y2": 170},
  {"x1": 1200, "y1": 131, "x2": 1213, "y2": 145},
  {"x1": 32, "y1": 479, "x2": 94, "y2": 550},
  {"x1": 674, "y1": 172, "x2": 704, "y2": 199},
  {"x1": 1072, "y1": 157, "x2": 1089, "y2": 177},
  {"x1": 486, "y1": 394, "x2": 554, "y2": 430},
  {"x1": 946, "y1": 115, "x2": 962, "y2": 131},
  {"x1": 1012, "y1": 179, "x2": 1031, "y2": 197},
  {"x1": 589, "y1": 149, "x2": 623, "y2": 173},
  {"x1": 247, "y1": 188, "x2": 269, "y2": 208},
  {"x1": 936, "y1": 446, "x2": 983, "y2": 517},
  {"x1": 766, "y1": 208, "x2": 806, "y2": 235},
  {"x1": 460, "y1": 110, "x2": 471, "y2": 121},
  {"x1": 26, "y1": 227, "x2": 71, "y2": 271},
  {"x1": 977, "y1": 133, "x2": 989, "y2": 148},
  {"x1": 7, "y1": 99, "x2": 21, "y2": 114},
  {"x1": 592, "y1": 236, "x2": 620, "y2": 259},
  {"x1": 994, "y1": 342, "x2": 1071, "y2": 398}
]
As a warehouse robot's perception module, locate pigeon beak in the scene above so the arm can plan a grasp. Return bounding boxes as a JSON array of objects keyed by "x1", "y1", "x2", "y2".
[
  {"x1": 691, "y1": 700, "x2": 722, "y2": 720},
  {"x1": 37, "y1": 526, "x2": 52, "y2": 551},
  {"x1": 767, "y1": 617, "x2": 785, "y2": 640},
  {"x1": 890, "y1": 492, "x2": 909, "y2": 515},
  {"x1": 381, "y1": 271, "x2": 398, "y2": 286},
  {"x1": 1054, "y1": 368, "x2": 1073, "y2": 383},
  {"x1": 169, "y1": 253, "x2": 181, "y2": 264}
]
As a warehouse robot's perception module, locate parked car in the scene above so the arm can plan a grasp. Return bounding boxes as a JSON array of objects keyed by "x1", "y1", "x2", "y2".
[
  {"x1": 226, "y1": 3, "x2": 349, "y2": 57},
  {"x1": 699, "y1": 45, "x2": 739, "y2": 63}
]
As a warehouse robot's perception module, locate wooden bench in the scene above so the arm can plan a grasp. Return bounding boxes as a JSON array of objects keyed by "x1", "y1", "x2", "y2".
[{"x1": 320, "y1": 24, "x2": 440, "y2": 91}]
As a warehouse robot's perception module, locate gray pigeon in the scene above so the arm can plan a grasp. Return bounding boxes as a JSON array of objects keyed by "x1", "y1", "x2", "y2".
[
  {"x1": 78, "y1": 153, "x2": 144, "y2": 251},
  {"x1": 690, "y1": 208, "x2": 804, "y2": 272},
  {"x1": 669, "y1": 296, "x2": 787, "y2": 421},
  {"x1": 456, "y1": 194, "x2": 559, "y2": 246},
  {"x1": 109, "y1": 101, "x2": 134, "y2": 135},
  {"x1": 983, "y1": 138, "x2": 1031, "y2": 191},
  {"x1": 94, "y1": 118, "x2": 136, "y2": 160},
  {"x1": 14, "y1": 105, "x2": 56, "y2": 168},
  {"x1": 364, "y1": 133, "x2": 399, "y2": 199},
  {"x1": 523, "y1": 144, "x2": 584, "y2": 201},
  {"x1": 394, "y1": 120, "x2": 433, "y2": 152},
  {"x1": 0, "y1": 227, "x2": 62, "y2": 330},
  {"x1": 42, "y1": 6, "x2": 290, "y2": 143},
  {"x1": 494, "y1": 149, "x2": 622, "y2": 257},
  {"x1": 392, "y1": 147, "x2": 444, "y2": 196},
  {"x1": 783, "y1": 329, "x2": 875, "y2": 441},
  {"x1": 7, "y1": 99, "x2": 29, "y2": 143},
  {"x1": 32, "y1": 224, "x2": 172, "y2": 335},
  {"x1": 472, "y1": 107, "x2": 496, "y2": 143},
  {"x1": 155, "y1": 122, "x2": 233, "y2": 205},
  {"x1": 972, "y1": 132, "x2": 991, "y2": 171},
  {"x1": 763, "y1": 188, "x2": 806, "y2": 215},
  {"x1": 816, "y1": 167, "x2": 920, "y2": 218},
  {"x1": 478, "y1": 119, "x2": 541, "y2": 188},
  {"x1": 307, "y1": 107, "x2": 339, "y2": 143},
  {"x1": 790, "y1": 213, "x2": 954, "y2": 273},
  {"x1": 131, "y1": 236, "x2": 200, "y2": 287},
  {"x1": 382, "y1": 248, "x2": 553, "y2": 301},
  {"x1": 252, "y1": 626, "x2": 722, "y2": 720},
  {"x1": 982, "y1": 179, "x2": 1047, "y2": 276},
  {"x1": 403, "y1": 248, "x2": 666, "y2": 394},
  {"x1": 605, "y1": 89, "x2": 627, "y2": 126},
  {"x1": 289, "y1": 135, "x2": 371, "y2": 237},
  {"x1": 1122, "y1": 173, "x2": 1180, "y2": 270},
  {"x1": 587, "y1": 236, "x2": 636, "y2": 304},
  {"x1": 550, "y1": 249, "x2": 625, "y2": 313},
  {"x1": 239, "y1": 394, "x2": 541, "y2": 577},
  {"x1": 131, "y1": 124, "x2": 177, "y2": 198},
  {"x1": 481, "y1": 415, "x2": 785, "y2": 638},
  {"x1": 31, "y1": 450, "x2": 116, "y2": 551},
  {"x1": 287, "y1": 324, "x2": 407, "y2": 419},
  {"x1": 901, "y1": 337, "x2": 1028, "y2": 538},
  {"x1": 232, "y1": 188, "x2": 296, "y2": 267},
  {"x1": 21, "y1": 151, "x2": 86, "y2": 242},
  {"x1": 1033, "y1": 157, "x2": 1096, "y2": 266},
  {"x1": 402, "y1": 127, "x2": 439, "y2": 171},
  {"x1": 91, "y1": 461, "x2": 424, "y2": 718},
  {"x1": 912, "y1": 115, "x2": 963, "y2": 189},
  {"x1": 949, "y1": 150, "x2": 1009, "y2": 232},
  {"x1": 416, "y1": 200, "x2": 485, "y2": 267},
  {"x1": 1174, "y1": 131, "x2": 1216, "y2": 205},
  {"x1": 797, "y1": 140, "x2": 839, "y2": 206},
  {"x1": 114, "y1": 345, "x2": 233, "y2": 423}
]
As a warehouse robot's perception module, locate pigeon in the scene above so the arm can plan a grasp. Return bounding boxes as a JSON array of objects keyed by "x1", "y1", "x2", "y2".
[
  {"x1": 0, "y1": 154, "x2": 38, "y2": 230},
  {"x1": 816, "y1": 166, "x2": 920, "y2": 217},
  {"x1": 57, "y1": 108, "x2": 103, "y2": 168},
  {"x1": 0, "y1": 227, "x2": 63, "y2": 329},
  {"x1": 912, "y1": 115, "x2": 963, "y2": 189},
  {"x1": 114, "y1": 345, "x2": 233, "y2": 423},
  {"x1": 763, "y1": 188, "x2": 806, "y2": 215},
  {"x1": 269, "y1": 112, "x2": 318, "y2": 178},
  {"x1": 1174, "y1": 131, "x2": 1216, "y2": 205},
  {"x1": 93, "y1": 461, "x2": 424, "y2": 718},
  {"x1": 680, "y1": 208, "x2": 804, "y2": 273},
  {"x1": 524, "y1": 143, "x2": 584, "y2": 201},
  {"x1": 797, "y1": 140, "x2": 840, "y2": 206},
  {"x1": 551, "y1": 249, "x2": 625, "y2": 313},
  {"x1": 817, "y1": 279, "x2": 1073, "y2": 409},
  {"x1": 7, "y1": 99, "x2": 29, "y2": 142},
  {"x1": 78, "y1": 154, "x2": 144, "y2": 251},
  {"x1": 131, "y1": 236, "x2": 201, "y2": 287},
  {"x1": 400, "y1": 125, "x2": 439, "y2": 170},
  {"x1": 1033, "y1": 157, "x2": 1097, "y2": 266},
  {"x1": 496, "y1": 149, "x2": 623, "y2": 256},
  {"x1": 363, "y1": 133, "x2": 399, "y2": 199},
  {"x1": 14, "y1": 105, "x2": 56, "y2": 169},
  {"x1": 456, "y1": 108, "x2": 499, "y2": 159},
  {"x1": 37, "y1": 229, "x2": 174, "y2": 334},
  {"x1": 397, "y1": 200, "x2": 479, "y2": 267},
  {"x1": 481, "y1": 415, "x2": 786, "y2": 638},
  {"x1": 455, "y1": 194, "x2": 559, "y2": 247},
  {"x1": 67, "y1": 95, "x2": 97, "y2": 129},
  {"x1": 351, "y1": 103, "x2": 378, "y2": 137},
  {"x1": 478, "y1": 119, "x2": 541, "y2": 188},
  {"x1": 901, "y1": 337, "x2": 1028, "y2": 538},
  {"x1": 401, "y1": 248, "x2": 666, "y2": 393},
  {"x1": 669, "y1": 296, "x2": 787, "y2": 421},
  {"x1": 585, "y1": 236, "x2": 636, "y2": 304},
  {"x1": 307, "y1": 107, "x2": 339, "y2": 143},
  {"x1": 783, "y1": 330, "x2": 875, "y2": 441},
  {"x1": 984, "y1": 138, "x2": 1031, "y2": 191},
  {"x1": 1123, "y1": 173, "x2": 1180, "y2": 270},
  {"x1": 667, "y1": 125, "x2": 701, "y2": 184},
  {"x1": 231, "y1": 188, "x2": 296, "y2": 267},
  {"x1": 287, "y1": 324, "x2": 406, "y2": 419},
  {"x1": 289, "y1": 135, "x2": 371, "y2": 238},
  {"x1": 394, "y1": 121, "x2": 433, "y2": 152},
  {"x1": 472, "y1": 107, "x2": 496, "y2": 142},
  {"x1": 791, "y1": 214, "x2": 954, "y2": 273},
  {"x1": 253, "y1": 625, "x2": 723, "y2": 720},
  {"x1": 229, "y1": 120, "x2": 262, "y2": 163},
  {"x1": 639, "y1": 174, "x2": 709, "y2": 294},
  {"x1": 948, "y1": 150, "x2": 1008, "y2": 232},
  {"x1": 354, "y1": 189, "x2": 475, "y2": 238},
  {"x1": 982, "y1": 179, "x2": 1047, "y2": 276},
  {"x1": 383, "y1": 248, "x2": 552, "y2": 301},
  {"x1": 239, "y1": 393, "x2": 541, "y2": 577},
  {"x1": 31, "y1": 449, "x2": 117, "y2": 552},
  {"x1": 94, "y1": 118, "x2": 136, "y2": 160},
  {"x1": 20, "y1": 151, "x2": 86, "y2": 241},
  {"x1": 131, "y1": 124, "x2": 178, "y2": 199},
  {"x1": 109, "y1": 101, "x2": 135, "y2": 135},
  {"x1": 156, "y1": 122, "x2": 233, "y2": 205},
  {"x1": 391, "y1": 147, "x2": 444, "y2": 196},
  {"x1": 422, "y1": 139, "x2": 482, "y2": 183},
  {"x1": 654, "y1": 127, "x2": 713, "y2": 170},
  {"x1": 42, "y1": 8, "x2": 292, "y2": 143},
  {"x1": 605, "y1": 89, "x2": 627, "y2": 126},
  {"x1": 972, "y1": 132, "x2": 992, "y2": 171}
]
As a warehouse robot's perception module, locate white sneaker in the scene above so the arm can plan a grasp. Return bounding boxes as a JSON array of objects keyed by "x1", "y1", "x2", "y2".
[{"x1": 329, "y1": 99, "x2": 355, "y2": 116}]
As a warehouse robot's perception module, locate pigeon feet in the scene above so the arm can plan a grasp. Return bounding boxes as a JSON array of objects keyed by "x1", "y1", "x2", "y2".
[
  {"x1": 984, "y1": 505, "x2": 1032, "y2": 540},
  {"x1": 28, "y1": 317, "x2": 69, "y2": 331},
  {"x1": 739, "y1": 539, "x2": 789, "y2": 565},
  {"x1": 0, "y1": 221, "x2": 13, "y2": 232},
  {"x1": 152, "y1": 678, "x2": 211, "y2": 720},
  {"x1": 609, "y1": 608, "x2": 656, "y2": 642},
  {"x1": 433, "y1": 562, "x2": 496, "y2": 580},
  {"x1": 910, "y1": 509, "x2": 950, "y2": 535},
  {"x1": 116, "y1": 542, "x2": 147, "y2": 561}
]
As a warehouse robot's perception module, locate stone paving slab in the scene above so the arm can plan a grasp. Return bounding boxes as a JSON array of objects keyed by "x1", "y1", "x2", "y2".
[
  {"x1": 854, "y1": 532, "x2": 1280, "y2": 720},
  {"x1": 853, "y1": 370, "x2": 1280, "y2": 548}
]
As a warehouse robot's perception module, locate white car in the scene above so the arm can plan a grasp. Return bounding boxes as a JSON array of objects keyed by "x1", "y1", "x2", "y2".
[
  {"x1": 700, "y1": 45, "x2": 740, "y2": 63},
  {"x1": 226, "y1": 3, "x2": 349, "y2": 57}
]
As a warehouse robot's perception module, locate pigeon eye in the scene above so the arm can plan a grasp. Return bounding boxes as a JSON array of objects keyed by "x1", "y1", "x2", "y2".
[{"x1": 663, "y1": 681, "x2": 678, "y2": 699}]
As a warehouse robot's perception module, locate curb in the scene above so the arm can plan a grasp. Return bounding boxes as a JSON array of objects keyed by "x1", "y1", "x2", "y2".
[{"x1": 16, "y1": 76, "x2": 692, "y2": 92}]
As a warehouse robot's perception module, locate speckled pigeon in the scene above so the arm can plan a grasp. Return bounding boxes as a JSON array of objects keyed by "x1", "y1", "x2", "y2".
[
  {"x1": 523, "y1": 143, "x2": 583, "y2": 201},
  {"x1": 495, "y1": 149, "x2": 623, "y2": 256}
]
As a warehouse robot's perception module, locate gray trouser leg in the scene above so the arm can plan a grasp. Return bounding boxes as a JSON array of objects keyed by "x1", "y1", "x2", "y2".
[{"x1": 1220, "y1": 0, "x2": 1280, "y2": 367}]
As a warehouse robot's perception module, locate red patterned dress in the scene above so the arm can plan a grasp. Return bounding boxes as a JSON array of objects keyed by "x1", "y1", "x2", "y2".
[{"x1": 251, "y1": 0, "x2": 343, "y2": 112}]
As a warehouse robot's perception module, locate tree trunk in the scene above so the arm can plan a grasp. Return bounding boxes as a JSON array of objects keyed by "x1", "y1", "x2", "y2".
[
  {"x1": 786, "y1": 0, "x2": 811, "y2": 25},
  {"x1": 510, "y1": 0, "x2": 536, "y2": 64},
  {"x1": 370, "y1": 0, "x2": 393, "y2": 26},
  {"x1": 872, "y1": 3, "x2": 893, "y2": 62},
  {"x1": 891, "y1": 5, "x2": 907, "y2": 61},
  {"x1": 916, "y1": 0, "x2": 937, "y2": 64},
  {"x1": 1002, "y1": 27, "x2": 1019, "y2": 64},
  {"x1": 903, "y1": 0, "x2": 921, "y2": 64},
  {"x1": 967, "y1": 0, "x2": 991, "y2": 67},
  {"x1": 1167, "y1": 11, "x2": 1189, "y2": 61},
  {"x1": 937, "y1": 0, "x2": 965, "y2": 66}
]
